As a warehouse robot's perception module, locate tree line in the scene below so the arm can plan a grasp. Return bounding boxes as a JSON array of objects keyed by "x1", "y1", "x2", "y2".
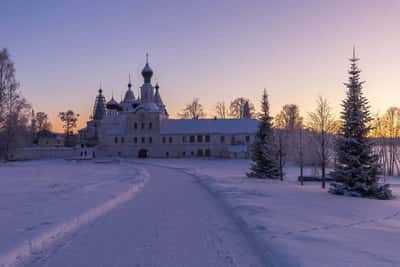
[
  {"x1": 0, "y1": 49, "x2": 80, "y2": 159},
  {"x1": 247, "y1": 50, "x2": 392, "y2": 200}
]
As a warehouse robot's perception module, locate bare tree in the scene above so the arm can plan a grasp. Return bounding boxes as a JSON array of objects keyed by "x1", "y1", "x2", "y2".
[
  {"x1": 307, "y1": 96, "x2": 337, "y2": 188},
  {"x1": 36, "y1": 111, "x2": 52, "y2": 132},
  {"x1": 59, "y1": 110, "x2": 79, "y2": 146},
  {"x1": 298, "y1": 126, "x2": 304, "y2": 185},
  {"x1": 215, "y1": 101, "x2": 228, "y2": 119},
  {"x1": 0, "y1": 48, "x2": 31, "y2": 159},
  {"x1": 275, "y1": 104, "x2": 303, "y2": 131},
  {"x1": 178, "y1": 98, "x2": 205, "y2": 119},
  {"x1": 229, "y1": 97, "x2": 255, "y2": 118},
  {"x1": 372, "y1": 107, "x2": 400, "y2": 176},
  {"x1": 274, "y1": 104, "x2": 303, "y2": 180}
]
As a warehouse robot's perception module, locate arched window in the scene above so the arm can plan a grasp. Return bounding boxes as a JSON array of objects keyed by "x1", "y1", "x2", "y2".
[
  {"x1": 114, "y1": 137, "x2": 118, "y2": 144},
  {"x1": 141, "y1": 122, "x2": 145, "y2": 129},
  {"x1": 141, "y1": 137, "x2": 145, "y2": 143},
  {"x1": 149, "y1": 122, "x2": 153, "y2": 129},
  {"x1": 121, "y1": 137, "x2": 125, "y2": 143},
  {"x1": 134, "y1": 123, "x2": 138, "y2": 130},
  {"x1": 149, "y1": 137, "x2": 153, "y2": 143},
  {"x1": 169, "y1": 137, "x2": 173, "y2": 143},
  {"x1": 133, "y1": 137, "x2": 137, "y2": 144}
]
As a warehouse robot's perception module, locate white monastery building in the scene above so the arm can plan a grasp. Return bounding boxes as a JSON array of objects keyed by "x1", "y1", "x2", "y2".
[{"x1": 79, "y1": 57, "x2": 258, "y2": 158}]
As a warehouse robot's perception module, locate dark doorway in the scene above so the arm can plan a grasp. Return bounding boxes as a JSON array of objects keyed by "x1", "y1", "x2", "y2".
[{"x1": 138, "y1": 149, "x2": 148, "y2": 158}]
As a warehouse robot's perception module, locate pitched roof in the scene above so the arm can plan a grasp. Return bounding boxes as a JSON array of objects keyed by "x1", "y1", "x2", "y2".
[{"x1": 160, "y1": 119, "x2": 258, "y2": 134}]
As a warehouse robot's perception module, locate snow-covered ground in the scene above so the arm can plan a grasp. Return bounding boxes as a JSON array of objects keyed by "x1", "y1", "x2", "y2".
[
  {"x1": 2, "y1": 158, "x2": 400, "y2": 266},
  {"x1": 0, "y1": 160, "x2": 148, "y2": 266},
  {"x1": 136, "y1": 159, "x2": 400, "y2": 267}
]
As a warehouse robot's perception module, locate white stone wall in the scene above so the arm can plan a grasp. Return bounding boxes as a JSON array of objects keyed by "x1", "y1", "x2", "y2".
[
  {"x1": 14, "y1": 147, "x2": 77, "y2": 160},
  {"x1": 95, "y1": 108, "x2": 256, "y2": 158}
]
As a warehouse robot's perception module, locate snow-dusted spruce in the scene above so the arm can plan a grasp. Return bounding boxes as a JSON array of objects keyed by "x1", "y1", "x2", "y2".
[
  {"x1": 329, "y1": 49, "x2": 393, "y2": 200},
  {"x1": 247, "y1": 89, "x2": 281, "y2": 179}
]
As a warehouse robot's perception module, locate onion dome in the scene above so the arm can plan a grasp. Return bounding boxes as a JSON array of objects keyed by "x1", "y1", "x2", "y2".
[
  {"x1": 123, "y1": 75, "x2": 136, "y2": 102},
  {"x1": 106, "y1": 95, "x2": 120, "y2": 110},
  {"x1": 141, "y1": 54, "x2": 153, "y2": 84}
]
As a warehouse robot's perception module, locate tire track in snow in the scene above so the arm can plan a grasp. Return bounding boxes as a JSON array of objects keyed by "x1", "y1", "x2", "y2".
[{"x1": 0, "y1": 168, "x2": 150, "y2": 267}]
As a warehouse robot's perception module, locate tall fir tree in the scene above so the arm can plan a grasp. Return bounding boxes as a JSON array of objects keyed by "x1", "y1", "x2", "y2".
[
  {"x1": 247, "y1": 89, "x2": 281, "y2": 179},
  {"x1": 329, "y1": 48, "x2": 393, "y2": 199},
  {"x1": 243, "y1": 100, "x2": 252, "y2": 118}
]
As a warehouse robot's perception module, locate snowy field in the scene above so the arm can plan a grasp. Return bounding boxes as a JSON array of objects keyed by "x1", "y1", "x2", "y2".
[
  {"x1": 135, "y1": 158, "x2": 400, "y2": 267},
  {"x1": 1, "y1": 159, "x2": 400, "y2": 266},
  {"x1": 0, "y1": 160, "x2": 148, "y2": 266}
]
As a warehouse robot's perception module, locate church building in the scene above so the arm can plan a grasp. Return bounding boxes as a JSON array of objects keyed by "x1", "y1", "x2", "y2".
[{"x1": 79, "y1": 57, "x2": 258, "y2": 158}]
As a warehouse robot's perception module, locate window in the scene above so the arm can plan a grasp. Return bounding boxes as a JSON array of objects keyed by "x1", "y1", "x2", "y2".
[
  {"x1": 162, "y1": 137, "x2": 166, "y2": 143},
  {"x1": 121, "y1": 137, "x2": 125, "y2": 143},
  {"x1": 114, "y1": 137, "x2": 118, "y2": 144},
  {"x1": 190, "y1": 136, "x2": 195, "y2": 143},
  {"x1": 220, "y1": 136, "x2": 225, "y2": 143},
  {"x1": 205, "y1": 135, "x2": 210, "y2": 142},
  {"x1": 134, "y1": 137, "x2": 137, "y2": 144},
  {"x1": 141, "y1": 137, "x2": 145, "y2": 143},
  {"x1": 149, "y1": 137, "x2": 153, "y2": 144},
  {"x1": 205, "y1": 149, "x2": 211, "y2": 157},
  {"x1": 141, "y1": 123, "x2": 145, "y2": 129},
  {"x1": 166, "y1": 152, "x2": 169, "y2": 157},
  {"x1": 182, "y1": 152, "x2": 186, "y2": 156},
  {"x1": 169, "y1": 137, "x2": 173, "y2": 143},
  {"x1": 197, "y1": 149, "x2": 204, "y2": 157},
  {"x1": 149, "y1": 123, "x2": 152, "y2": 129},
  {"x1": 231, "y1": 136, "x2": 236, "y2": 144},
  {"x1": 191, "y1": 151, "x2": 194, "y2": 156},
  {"x1": 197, "y1": 135, "x2": 203, "y2": 142},
  {"x1": 245, "y1": 136, "x2": 250, "y2": 142},
  {"x1": 182, "y1": 136, "x2": 186, "y2": 143},
  {"x1": 134, "y1": 123, "x2": 138, "y2": 130}
]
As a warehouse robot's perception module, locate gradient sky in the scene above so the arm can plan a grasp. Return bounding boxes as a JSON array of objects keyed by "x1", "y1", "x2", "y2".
[{"x1": 2, "y1": 0, "x2": 400, "y2": 132}]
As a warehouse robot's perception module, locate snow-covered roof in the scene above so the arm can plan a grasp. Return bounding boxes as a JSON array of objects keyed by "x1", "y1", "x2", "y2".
[
  {"x1": 123, "y1": 88, "x2": 135, "y2": 103},
  {"x1": 160, "y1": 119, "x2": 258, "y2": 134},
  {"x1": 134, "y1": 102, "x2": 162, "y2": 113},
  {"x1": 107, "y1": 97, "x2": 119, "y2": 106}
]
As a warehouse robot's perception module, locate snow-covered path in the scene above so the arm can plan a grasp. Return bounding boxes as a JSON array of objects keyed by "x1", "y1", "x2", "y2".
[{"x1": 26, "y1": 164, "x2": 265, "y2": 267}]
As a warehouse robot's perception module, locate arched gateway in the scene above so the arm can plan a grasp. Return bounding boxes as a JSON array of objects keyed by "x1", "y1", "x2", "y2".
[{"x1": 138, "y1": 149, "x2": 148, "y2": 158}]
